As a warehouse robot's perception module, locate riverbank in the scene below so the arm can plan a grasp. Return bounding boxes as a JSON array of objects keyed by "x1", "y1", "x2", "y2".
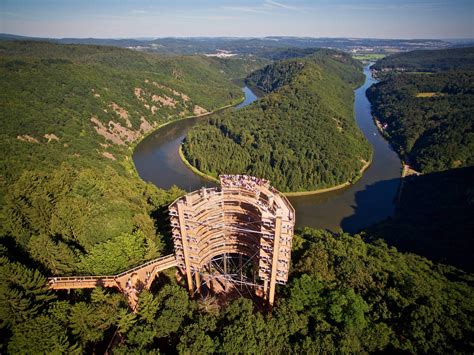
[
  {"x1": 176, "y1": 79, "x2": 374, "y2": 197},
  {"x1": 178, "y1": 145, "x2": 219, "y2": 183},
  {"x1": 128, "y1": 95, "x2": 245, "y2": 177},
  {"x1": 402, "y1": 163, "x2": 421, "y2": 177},
  {"x1": 283, "y1": 158, "x2": 372, "y2": 196},
  {"x1": 372, "y1": 117, "x2": 420, "y2": 179}
]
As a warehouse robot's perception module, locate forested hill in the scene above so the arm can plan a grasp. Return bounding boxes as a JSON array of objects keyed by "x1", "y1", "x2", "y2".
[
  {"x1": 0, "y1": 40, "x2": 248, "y2": 277},
  {"x1": 182, "y1": 50, "x2": 372, "y2": 192},
  {"x1": 372, "y1": 46, "x2": 474, "y2": 73},
  {"x1": 3, "y1": 227, "x2": 473, "y2": 353},
  {"x1": 246, "y1": 49, "x2": 365, "y2": 92},
  {"x1": 0, "y1": 41, "x2": 244, "y2": 195},
  {"x1": 2, "y1": 41, "x2": 472, "y2": 353},
  {"x1": 367, "y1": 48, "x2": 474, "y2": 173}
]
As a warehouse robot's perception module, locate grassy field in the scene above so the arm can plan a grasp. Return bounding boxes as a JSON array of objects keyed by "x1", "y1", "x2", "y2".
[
  {"x1": 415, "y1": 92, "x2": 442, "y2": 98},
  {"x1": 352, "y1": 53, "x2": 386, "y2": 61}
]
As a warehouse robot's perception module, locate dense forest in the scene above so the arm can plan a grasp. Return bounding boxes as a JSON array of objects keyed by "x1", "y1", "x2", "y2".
[
  {"x1": 0, "y1": 40, "x2": 264, "y2": 351},
  {"x1": 366, "y1": 166, "x2": 474, "y2": 272},
  {"x1": 372, "y1": 47, "x2": 474, "y2": 73},
  {"x1": 1, "y1": 41, "x2": 473, "y2": 353},
  {"x1": 367, "y1": 48, "x2": 474, "y2": 173},
  {"x1": 182, "y1": 50, "x2": 372, "y2": 192},
  {"x1": 0, "y1": 41, "x2": 248, "y2": 205},
  {"x1": 201, "y1": 56, "x2": 270, "y2": 81},
  {"x1": 2, "y1": 227, "x2": 472, "y2": 353},
  {"x1": 0, "y1": 40, "x2": 272, "y2": 275}
]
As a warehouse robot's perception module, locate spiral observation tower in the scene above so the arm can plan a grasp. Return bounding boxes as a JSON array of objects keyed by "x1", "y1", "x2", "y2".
[{"x1": 169, "y1": 174, "x2": 295, "y2": 305}]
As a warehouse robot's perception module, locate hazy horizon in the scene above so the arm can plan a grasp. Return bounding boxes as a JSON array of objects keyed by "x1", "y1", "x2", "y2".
[
  {"x1": 3, "y1": 33, "x2": 473, "y2": 41},
  {"x1": 1, "y1": 0, "x2": 473, "y2": 40}
]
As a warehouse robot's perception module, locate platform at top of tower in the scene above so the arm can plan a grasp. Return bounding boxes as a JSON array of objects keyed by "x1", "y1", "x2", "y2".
[
  {"x1": 170, "y1": 174, "x2": 295, "y2": 223},
  {"x1": 219, "y1": 174, "x2": 294, "y2": 221}
]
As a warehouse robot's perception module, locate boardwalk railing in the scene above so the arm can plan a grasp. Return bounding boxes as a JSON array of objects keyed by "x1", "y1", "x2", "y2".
[
  {"x1": 48, "y1": 254, "x2": 177, "y2": 285},
  {"x1": 116, "y1": 254, "x2": 176, "y2": 278}
]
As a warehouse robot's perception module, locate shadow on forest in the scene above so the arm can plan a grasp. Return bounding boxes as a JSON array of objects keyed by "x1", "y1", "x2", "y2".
[
  {"x1": 340, "y1": 177, "x2": 401, "y2": 234},
  {"x1": 343, "y1": 167, "x2": 474, "y2": 273}
]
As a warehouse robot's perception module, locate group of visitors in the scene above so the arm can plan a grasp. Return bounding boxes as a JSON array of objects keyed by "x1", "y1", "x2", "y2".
[
  {"x1": 49, "y1": 277, "x2": 59, "y2": 284},
  {"x1": 124, "y1": 278, "x2": 137, "y2": 298},
  {"x1": 144, "y1": 271, "x2": 152, "y2": 286},
  {"x1": 220, "y1": 174, "x2": 269, "y2": 192}
]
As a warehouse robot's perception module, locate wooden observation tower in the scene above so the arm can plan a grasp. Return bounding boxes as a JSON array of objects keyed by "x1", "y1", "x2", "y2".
[
  {"x1": 169, "y1": 175, "x2": 295, "y2": 305},
  {"x1": 47, "y1": 175, "x2": 295, "y2": 308}
]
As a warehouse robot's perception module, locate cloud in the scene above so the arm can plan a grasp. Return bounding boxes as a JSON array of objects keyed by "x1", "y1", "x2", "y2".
[
  {"x1": 264, "y1": 0, "x2": 300, "y2": 11},
  {"x1": 335, "y1": 1, "x2": 451, "y2": 11},
  {"x1": 223, "y1": 0, "x2": 305, "y2": 14},
  {"x1": 222, "y1": 6, "x2": 270, "y2": 14},
  {"x1": 175, "y1": 15, "x2": 240, "y2": 21}
]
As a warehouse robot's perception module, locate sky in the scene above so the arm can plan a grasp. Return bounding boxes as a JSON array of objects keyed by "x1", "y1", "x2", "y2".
[{"x1": 1, "y1": 0, "x2": 473, "y2": 39}]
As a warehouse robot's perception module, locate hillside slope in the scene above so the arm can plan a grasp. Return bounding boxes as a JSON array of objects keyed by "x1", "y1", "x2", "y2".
[
  {"x1": 182, "y1": 50, "x2": 371, "y2": 192},
  {"x1": 368, "y1": 48, "x2": 474, "y2": 173},
  {"x1": 0, "y1": 41, "x2": 243, "y2": 196},
  {"x1": 372, "y1": 47, "x2": 474, "y2": 72},
  {"x1": 367, "y1": 166, "x2": 474, "y2": 272},
  {"x1": 2, "y1": 228, "x2": 472, "y2": 353},
  {"x1": 0, "y1": 41, "x2": 242, "y2": 275},
  {"x1": 1, "y1": 43, "x2": 472, "y2": 354}
]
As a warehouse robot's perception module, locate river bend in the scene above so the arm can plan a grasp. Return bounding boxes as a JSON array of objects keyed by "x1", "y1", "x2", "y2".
[{"x1": 133, "y1": 65, "x2": 401, "y2": 232}]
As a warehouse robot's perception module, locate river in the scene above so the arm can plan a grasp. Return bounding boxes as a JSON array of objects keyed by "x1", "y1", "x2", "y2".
[{"x1": 133, "y1": 65, "x2": 401, "y2": 233}]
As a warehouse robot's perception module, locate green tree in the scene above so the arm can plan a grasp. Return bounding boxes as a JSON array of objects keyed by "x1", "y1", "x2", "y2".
[
  {"x1": 79, "y1": 230, "x2": 160, "y2": 275},
  {"x1": 28, "y1": 234, "x2": 80, "y2": 275},
  {"x1": 8, "y1": 315, "x2": 79, "y2": 354},
  {"x1": 0, "y1": 255, "x2": 55, "y2": 329}
]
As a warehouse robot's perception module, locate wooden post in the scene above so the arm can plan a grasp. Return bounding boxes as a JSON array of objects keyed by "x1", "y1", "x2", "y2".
[
  {"x1": 263, "y1": 278, "x2": 268, "y2": 300},
  {"x1": 178, "y1": 202, "x2": 194, "y2": 294},
  {"x1": 269, "y1": 215, "x2": 282, "y2": 305}
]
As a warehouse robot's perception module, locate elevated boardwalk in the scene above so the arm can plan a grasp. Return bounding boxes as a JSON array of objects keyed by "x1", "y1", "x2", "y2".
[{"x1": 48, "y1": 254, "x2": 177, "y2": 309}]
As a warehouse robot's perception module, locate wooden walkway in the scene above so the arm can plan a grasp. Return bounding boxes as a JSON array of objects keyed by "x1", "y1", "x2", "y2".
[{"x1": 48, "y1": 254, "x2": 177, "y2": 310}]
